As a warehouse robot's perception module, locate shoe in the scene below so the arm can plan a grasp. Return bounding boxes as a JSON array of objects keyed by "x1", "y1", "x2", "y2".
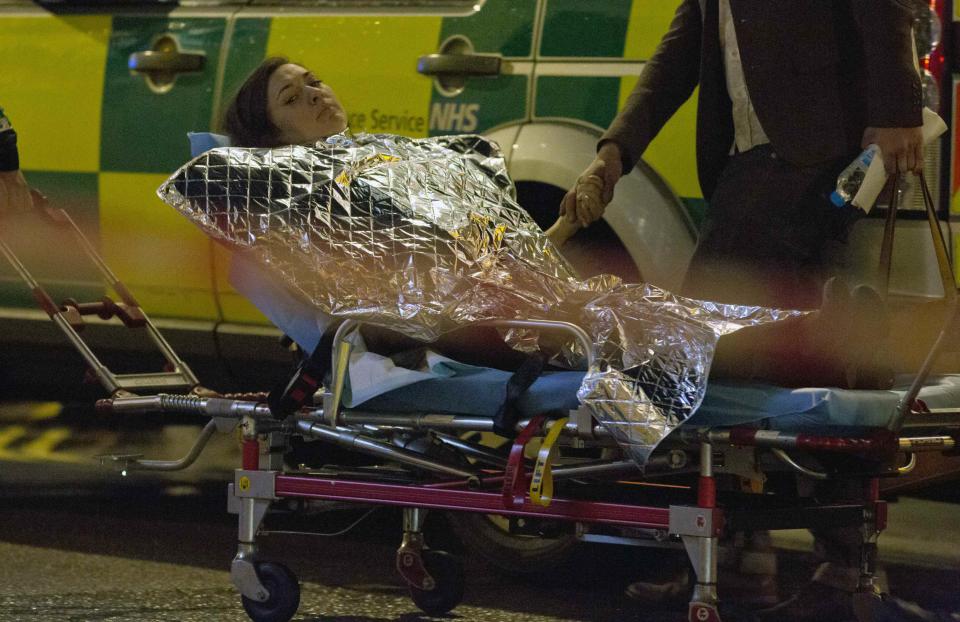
[
  {"x1": 753, "y1": 578, "x2": 857, "y2": 622},
  {"x1": 624, "y1": 567, "x2": 691, "y2": 608},
  {"x1": 856, "y1": 592, "x2": 960, "y2": 622},
  {"x1": 719, "y1": 570, "x2": 779, "y2": 609},
  {"x1": 624, "y1": 566, "x2": 778, "y2": 610}
]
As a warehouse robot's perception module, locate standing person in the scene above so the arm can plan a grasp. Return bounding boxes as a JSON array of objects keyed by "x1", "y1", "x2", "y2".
[
  {"x1": 0, "y1": 106, "x2": 33, "y2": 213},
  {"x1": 559, "y1": 2, "x2": 950, "y2": 621},
  {"x1": 562, "y1": 0, "x2": 923, "y2": 310}
]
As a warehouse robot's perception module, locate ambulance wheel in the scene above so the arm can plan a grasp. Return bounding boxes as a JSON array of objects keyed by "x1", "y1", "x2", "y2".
[
  {"x1": 447, "y1": 510, "x2": 578, "y2": 575},
  {"x1": 241, "y1": 562, "x2": 301, "y2": 622},
  {"x1": 408, "y1": 550, "x2": 465, "y2": 616}
]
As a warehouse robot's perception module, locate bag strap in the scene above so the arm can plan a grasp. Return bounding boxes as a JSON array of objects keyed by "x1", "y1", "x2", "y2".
[{"x1": 878, "y1": 172, "x2": 956, "y2": 301}]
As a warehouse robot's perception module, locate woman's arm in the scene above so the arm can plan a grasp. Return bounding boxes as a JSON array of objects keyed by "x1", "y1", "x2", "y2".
[{"x1": 545, "y1": 216, "x2": 581, "y2": 249}]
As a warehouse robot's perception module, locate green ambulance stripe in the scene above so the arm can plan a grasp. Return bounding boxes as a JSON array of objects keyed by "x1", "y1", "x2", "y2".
[
  {"x1": 100, "y1": 16, "x2": 227, "y2": 174},
  {"x1": 540, "y1": 0, "x2": 633, "y2": 58},
  {"x1": 429, "y1": 0, "x2": 536, "y2": 136},
  {"x1": 220, "y1": 18, "x2": 271, "y2": 122},
  {"x1": 97, "y1": 15, "x2": 229, "y2": 320},
  {"x1": 534, "y1": 77, "x2": 621, "y2": 130},
  {"x1": 438, "y1": 0, "x2": 536, "y2": 58}
]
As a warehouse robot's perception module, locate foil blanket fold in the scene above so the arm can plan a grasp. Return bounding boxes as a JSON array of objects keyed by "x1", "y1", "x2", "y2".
[{"x1": 158, "y1": 132, "x2": 794, "y2": 466}]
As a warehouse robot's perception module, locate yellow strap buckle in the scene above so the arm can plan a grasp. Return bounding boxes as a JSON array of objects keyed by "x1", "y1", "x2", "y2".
[{"x1": 529, "y1": 417, "x2": 568, "y2": 507}]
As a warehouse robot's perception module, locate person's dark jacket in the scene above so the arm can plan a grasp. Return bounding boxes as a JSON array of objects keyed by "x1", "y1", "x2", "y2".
[
  {"x1": 602, "y1": 0, "x2": 923, "y2": 200},
  {"x1": 0, "y1": 107, "x2": 19, "y2": 172}
]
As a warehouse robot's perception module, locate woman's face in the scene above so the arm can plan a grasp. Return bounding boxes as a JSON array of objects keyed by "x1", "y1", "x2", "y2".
[{"x1": 266, "y1": 63, "x2": 347, "y2": 145}]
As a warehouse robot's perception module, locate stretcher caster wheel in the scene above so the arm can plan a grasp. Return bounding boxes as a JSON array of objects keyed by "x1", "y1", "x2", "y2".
[
  {"x1": 241, "y1": 561, "x2": 301, "y2": 622},
  {"x1": 408, "y1": 550, "x2": 465, "y2": 616}
]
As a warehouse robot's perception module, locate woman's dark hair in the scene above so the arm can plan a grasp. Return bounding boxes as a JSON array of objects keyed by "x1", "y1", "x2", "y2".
[{"x1": 223, "y1": 56, "x2": 289, "y2": 148}]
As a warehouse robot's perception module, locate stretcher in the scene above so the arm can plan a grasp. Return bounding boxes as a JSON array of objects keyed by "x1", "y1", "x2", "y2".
[{"x1": 3, "y1": 177, "x2": 960, "y2": 622}]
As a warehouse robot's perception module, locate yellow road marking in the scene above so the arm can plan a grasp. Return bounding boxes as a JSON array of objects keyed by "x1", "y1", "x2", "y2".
[
  {"x1": 0, "y1": 426, "x2": 27, "y2": 449},
  {"x1": 0, "y1": 424, "x2": 117, "y2": 465},
  {"x1": 28, "y1": 402, "x2": 63, "y2": 421},
  {"x1": 20, "y1": 427, "x2": 71, "y2": 458}
]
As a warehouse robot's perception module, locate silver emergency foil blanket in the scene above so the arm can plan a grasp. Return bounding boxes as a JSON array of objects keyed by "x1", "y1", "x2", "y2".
[{"x1": 158, "y1": 133, "x2": 795, "y2": 466}]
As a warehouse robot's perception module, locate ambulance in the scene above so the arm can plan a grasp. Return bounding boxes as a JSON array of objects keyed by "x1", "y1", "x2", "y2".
[{"x1": 0, "y1": 0, "x2": 949, "y2": 389}]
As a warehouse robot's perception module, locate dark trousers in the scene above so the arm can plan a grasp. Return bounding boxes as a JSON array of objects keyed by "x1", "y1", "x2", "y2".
[{"x1": 682, "y1": 145, "x2": 860, "y2": 310}]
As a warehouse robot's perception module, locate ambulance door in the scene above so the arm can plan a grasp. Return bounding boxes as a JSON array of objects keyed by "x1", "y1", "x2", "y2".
[
  {"x1": 97, "y1": 7, "x2": 228, "y2": 322},
  {"x1": 0, "y1": 1, "x2": 229, "y2": 394},
  {"x1": 0, "y1": 6, "x2": 226, "y2": 320}
]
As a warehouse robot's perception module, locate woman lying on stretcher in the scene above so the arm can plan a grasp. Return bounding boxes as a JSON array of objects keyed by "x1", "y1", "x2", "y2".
[{"x1": 220, "y1": 56, "x2": 952, "y2": 391}]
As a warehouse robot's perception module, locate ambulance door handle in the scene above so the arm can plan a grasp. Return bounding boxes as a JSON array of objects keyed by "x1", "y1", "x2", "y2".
[
  {"x1": 128, "y1": 50, "x2": 206, "y2": 75},
  {"x1": 417, "y1": 54, "x2": 501, "y2": 78}
]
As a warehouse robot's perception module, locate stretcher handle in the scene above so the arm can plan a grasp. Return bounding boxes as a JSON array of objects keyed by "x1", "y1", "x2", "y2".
[
  {"x1": 0, "y1": 189, "x2": 200, "y2": 395},
  {"x1": 62, "y1": 297, "x2": 146, "y2": 329},
  {"x1": 475, "y1": 318, "x2": 597, "y2": 369}
]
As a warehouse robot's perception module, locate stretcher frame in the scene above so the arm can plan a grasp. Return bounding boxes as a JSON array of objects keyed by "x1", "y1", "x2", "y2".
[{"x1": 3, "y1": 176, "x2": 960, "y2": 622}]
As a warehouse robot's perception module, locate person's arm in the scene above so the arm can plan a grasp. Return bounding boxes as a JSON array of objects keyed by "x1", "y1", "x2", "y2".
[
  {"x1": 561, "y1": 0, "x2": 703, "y2": 225},
  {"x1": 851, "y1": 0, "x2": 925, "y2": 174},
  {"x1": 602, "y1": 0, "x2": 704, "y2": 175},
  {"x1": 0, "y1": 107, "x2": 33, "y2": 213},
  {"x1": 544, "y1": 214, "x2": 581, "y2": 248}
]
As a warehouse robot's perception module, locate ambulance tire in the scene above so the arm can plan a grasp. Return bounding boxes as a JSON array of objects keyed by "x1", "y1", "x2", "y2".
[
  {"x1": 409, "y1": 550, "x2": 465, "y2": 616},
  {"x1": 514, "y1": 181, "x2": 641, "y2": 282},
  {"x1": 446, "y1": 511, "x2": 578, "y2": 576},
  {"x1": 241, "y1": 562, "x2": 301, "y2": 622}
]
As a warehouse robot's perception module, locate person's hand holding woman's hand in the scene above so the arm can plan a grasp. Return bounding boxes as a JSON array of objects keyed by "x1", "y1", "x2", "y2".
[
  {"x1": 0, "y1": 169, "x2": 33, "y2": 214},
  {"x1": 560, "y1": 141, "x2": 624, "y2": 227},
  {"x1": 862, "y1": 126, "x2": 924, "y2": 175}
]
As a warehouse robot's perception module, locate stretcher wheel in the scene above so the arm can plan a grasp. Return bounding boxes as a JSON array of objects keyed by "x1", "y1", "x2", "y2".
[
  {"x1": 408, "y1": 550, "x2": 465, "y2": 616},
  {"x1": 241, "y1": 561, "x2": 301, "y2": 622}
]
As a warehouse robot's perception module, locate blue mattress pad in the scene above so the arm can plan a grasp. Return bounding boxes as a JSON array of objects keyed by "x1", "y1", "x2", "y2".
[{"x1": 358, "y1": 370, "x2": 960, "y2": 433}]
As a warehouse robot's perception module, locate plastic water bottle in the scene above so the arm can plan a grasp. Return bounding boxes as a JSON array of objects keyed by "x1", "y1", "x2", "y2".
[{"x1": 830, "y1": 144, "x2": 879, "y2": 207}]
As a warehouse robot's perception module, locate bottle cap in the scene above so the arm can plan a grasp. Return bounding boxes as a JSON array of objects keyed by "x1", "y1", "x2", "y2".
[{"x1": 830, "y1": 191, "x2": 847, "y2": 207}]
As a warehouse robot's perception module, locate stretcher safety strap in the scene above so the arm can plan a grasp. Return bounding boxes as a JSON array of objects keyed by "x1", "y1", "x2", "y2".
[
  {"x1": 530, "y1": 417, "x2": 569, "y2": 507},
  {"x1": 502, "y1": 415, "x2": 545, "y2": 510}
]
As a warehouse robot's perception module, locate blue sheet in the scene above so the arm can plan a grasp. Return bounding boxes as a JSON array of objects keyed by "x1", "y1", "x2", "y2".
[{"x1": 358, "y1": 369, "x2": 960, "y2": 432}]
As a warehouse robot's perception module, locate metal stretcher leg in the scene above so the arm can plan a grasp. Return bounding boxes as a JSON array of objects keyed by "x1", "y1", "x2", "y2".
[
  {"x1": 672, "y1": 442, "x2": 724, "y2": 622},
  {"x1": 852, "y1": 478, "x2": 888, "y2": 622},
  {"x1": 397, "y1": 506, "x2": 466, "y2": 616},
  {"x1": 232, "y1": 495, "x2": 272, "y2": 602},
  {"x1": 229, "y1": 435, "x2": 301, "y2": 622},
  {"x1": 231, "y1": 437, "x2": 276, "y2": 602},
  {"x1": 397, "y1": 508, "x2": 432, "y2": 590}
]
